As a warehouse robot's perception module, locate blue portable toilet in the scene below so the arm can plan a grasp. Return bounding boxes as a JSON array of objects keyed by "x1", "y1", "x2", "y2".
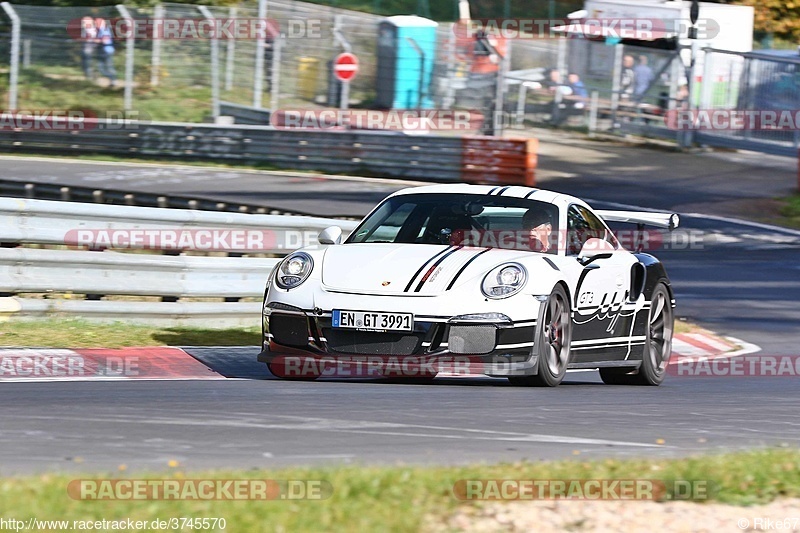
[{"x1": 375, "y1": 15, "x2": 438, "y2": 109}]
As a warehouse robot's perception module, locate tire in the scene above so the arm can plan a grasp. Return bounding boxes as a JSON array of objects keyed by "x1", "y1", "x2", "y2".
[
  {"x1": 599, "y1": 282, "x2": 674, "y2": 386},
  {"x1": 509, "y1": 284, "x2": 572, "y2": 387}
]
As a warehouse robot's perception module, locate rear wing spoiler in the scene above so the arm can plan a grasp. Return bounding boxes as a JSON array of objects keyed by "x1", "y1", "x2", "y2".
[{"x1": 596, "y1": 210, "x2": 680, "y2": 230}]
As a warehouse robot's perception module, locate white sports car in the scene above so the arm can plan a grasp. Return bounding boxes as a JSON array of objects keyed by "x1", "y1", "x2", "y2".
[{"x1": 259, "y1": 184, "x2": 678, "y2": 386}]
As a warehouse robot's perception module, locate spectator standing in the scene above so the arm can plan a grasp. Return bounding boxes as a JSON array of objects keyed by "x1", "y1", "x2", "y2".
[
  {"x1": 633, "y1": 55, "x2": 654, "y2": 98},
  {"x1": 80, "y1": 16, "x2": 96, "y2": 81},
  {"x1": 95, "y1": 18, "x2": 117, "y2": 88},
  {"x1": 620, "y1": 54, "x2": 634, "y2": 100}
]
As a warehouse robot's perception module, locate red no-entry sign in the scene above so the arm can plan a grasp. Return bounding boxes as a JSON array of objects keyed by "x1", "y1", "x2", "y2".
[{"x1": 333, "y1": 53, "x2": 359, "y2": 83}]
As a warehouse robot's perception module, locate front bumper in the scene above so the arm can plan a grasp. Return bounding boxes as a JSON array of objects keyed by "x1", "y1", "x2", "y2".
[{"x1": 259, "y1": 303, "x2": 539, "y2": 376}]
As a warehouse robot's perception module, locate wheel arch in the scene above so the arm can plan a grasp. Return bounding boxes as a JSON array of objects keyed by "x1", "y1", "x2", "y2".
[
  {"x1": 555, "y1": 279, "x2": 572, "y2": 308},
  {"x1": 532, "y1": 280, "x2": 572, "y2": 341},
  {"x1": 633, "y1": 252, "x2": 674, "y2": 302}
]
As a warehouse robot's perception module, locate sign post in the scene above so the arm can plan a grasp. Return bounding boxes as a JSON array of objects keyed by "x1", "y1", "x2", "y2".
[
  {"x1": 333, "y1": 52, "x2": 359, "y2": 111},
  {"x1": 682, "y1": 0, "x2": 700, "y2": 149}
]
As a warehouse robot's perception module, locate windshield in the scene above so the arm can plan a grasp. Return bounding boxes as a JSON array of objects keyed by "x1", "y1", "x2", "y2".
[{"x1": 346, "y1": 193, "x2": 560, "y2": 253}]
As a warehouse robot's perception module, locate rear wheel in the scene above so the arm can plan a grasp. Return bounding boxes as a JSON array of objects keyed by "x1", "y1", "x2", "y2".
[
  {"x1": 599, "y1": 282, "x2": 674, "y2": 386},
  {"x1": 509, "y1": 285, "x2": 572, "y2": 387}
]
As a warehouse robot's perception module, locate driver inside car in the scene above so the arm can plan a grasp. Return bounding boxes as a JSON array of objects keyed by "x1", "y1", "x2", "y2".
[{"x1": 522, "y1": 208, "x2": 555, "y2": 253}]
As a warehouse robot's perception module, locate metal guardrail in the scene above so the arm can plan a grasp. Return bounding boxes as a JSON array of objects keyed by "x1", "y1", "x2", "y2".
[
  {"x1": 0, "y1": 197, "x2": 359, "y2": 254},
  {"x1": 0, "y1": 119, "x2": 538, "y2": 186},
  {"x1": 0, "y1": 197, "x2": 358, "y2": 326},
  {"x1": 0, "y1": 178, "x2": 317, "y2": 216},
  {"x1": 219, "y1": 101, "x2": 271, "y2": 126},
  {"x1": 0, "y1": 248, "x2": 279, "y2": 298},
  {"x1": 694, "y1": 132, "x2": 796, "y2": 158},
  {"x1": 1, "y1": 298, "x2": 263, "y2": 328}
]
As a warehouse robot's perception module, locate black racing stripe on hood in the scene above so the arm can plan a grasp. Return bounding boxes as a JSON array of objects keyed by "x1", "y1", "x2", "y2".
[
  {"x1": 414, "y1": 245, "x2": 464, "y2": 292},
  {"x1": 446, "y1": 248, "x2": 492, "y2": 290},
  {"x1": 403, "y1": 246, "x2": 453, "y2": 292}
]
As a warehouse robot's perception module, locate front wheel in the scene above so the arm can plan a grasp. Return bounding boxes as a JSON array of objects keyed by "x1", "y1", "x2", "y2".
[{"x1": 509, "y1": 285, "x2": 572, "y2": 387}]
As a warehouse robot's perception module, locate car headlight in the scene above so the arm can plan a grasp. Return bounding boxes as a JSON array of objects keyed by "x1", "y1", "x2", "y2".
[
  {"x1": 275, "y1": 252, "x2": 313, "y2": 290},
  {"x1": 481, "y1": 263, "x2": 527, "y2": 299}
]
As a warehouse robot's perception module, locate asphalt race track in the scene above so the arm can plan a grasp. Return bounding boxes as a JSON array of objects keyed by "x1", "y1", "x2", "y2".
[
  {"x1": 0, "y1": 155, "x2": 414, "y2": 217},
  {"x1": 1, "y1": 135, "x2": 799, "y2": 475},
  {"x1": 1, "y1": 375, "x2": 797, "y2": 474}
]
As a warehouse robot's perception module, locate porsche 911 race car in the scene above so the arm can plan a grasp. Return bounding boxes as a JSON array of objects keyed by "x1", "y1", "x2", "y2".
[{"x1": 259, "y1": 184, "x2": 678, "y2": 386}]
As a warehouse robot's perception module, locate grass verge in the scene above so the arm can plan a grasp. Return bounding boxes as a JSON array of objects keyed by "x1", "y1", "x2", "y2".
[
  {"x1": 779, "y1": 193, "x2": 800, "y2": 229},
  {"x1": 0, "y1": 448, "x2": 797, "y2": 532},
  {"x1": 0, "y1": 319, "x2": 260, "y2": 348}
]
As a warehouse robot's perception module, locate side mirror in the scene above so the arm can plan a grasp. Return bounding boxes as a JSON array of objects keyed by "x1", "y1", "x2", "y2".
[
  {"x1": 577, "y1": 237, "x2": 615, "y2": 266},
  {"x1": 318, "y1": 226, "x2": 343, "y2": 245}
]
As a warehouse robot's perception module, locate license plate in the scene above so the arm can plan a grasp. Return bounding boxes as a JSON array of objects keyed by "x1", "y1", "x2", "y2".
[{"x1": 332, "y1": 310, "x2": 413, "y2": 332}]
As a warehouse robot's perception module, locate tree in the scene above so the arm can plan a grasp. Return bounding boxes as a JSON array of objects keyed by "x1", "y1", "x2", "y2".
[{"x1": 732, "y1": 0, "x2": 800, "y2": 41}]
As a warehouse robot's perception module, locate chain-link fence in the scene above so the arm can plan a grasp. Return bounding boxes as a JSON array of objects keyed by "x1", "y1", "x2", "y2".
[
  {"x1": 0, "y1": 0, "x2": 567, "y2": 133},
  {"x1": 2, "y1": 1, "x2": 797, "y2": 153},
  {"x1": 698, "y1": 48, "x2": 800, "y2": 148},
  {"x1": 504, "y1": 36, "x2": 689, "y2": 134}
]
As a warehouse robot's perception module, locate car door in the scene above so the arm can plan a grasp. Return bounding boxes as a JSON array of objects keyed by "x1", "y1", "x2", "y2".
[{"x1": 566, "y1": 205, "x2": 637, "y2": 362}]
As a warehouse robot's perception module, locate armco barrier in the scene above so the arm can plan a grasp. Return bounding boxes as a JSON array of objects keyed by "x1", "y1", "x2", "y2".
[
  {"x1": 0, "y1": 298, "x2": 263, "y2": 328},
  {"x1": 0, "y1": 248, "x2": 279, "y2": 298},
  {"x1": 0, "y1": 178, "x2": 314, "y2": 216},
  {"x1": 0, "y1": 119, "x2": 537, "y2": 185},
  {"x1": 219, "y1": 101, "x2": 272, "y2": 125},
  {"x1": 0, "y1": 197, "x2": 357, "y2": 326},
  {"x1": 0, "y1": 197, "x2": 359, "y2": 254}
]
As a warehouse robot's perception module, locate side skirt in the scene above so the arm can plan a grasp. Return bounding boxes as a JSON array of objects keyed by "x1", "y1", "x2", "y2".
[{"x1": 568, "y1": 360, "x2": 641, "y2": 369}]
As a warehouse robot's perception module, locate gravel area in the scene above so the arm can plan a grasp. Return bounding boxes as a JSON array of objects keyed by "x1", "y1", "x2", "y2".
[{"x1": 438, "y1": 498, "x2": 800, "y2": 532}]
